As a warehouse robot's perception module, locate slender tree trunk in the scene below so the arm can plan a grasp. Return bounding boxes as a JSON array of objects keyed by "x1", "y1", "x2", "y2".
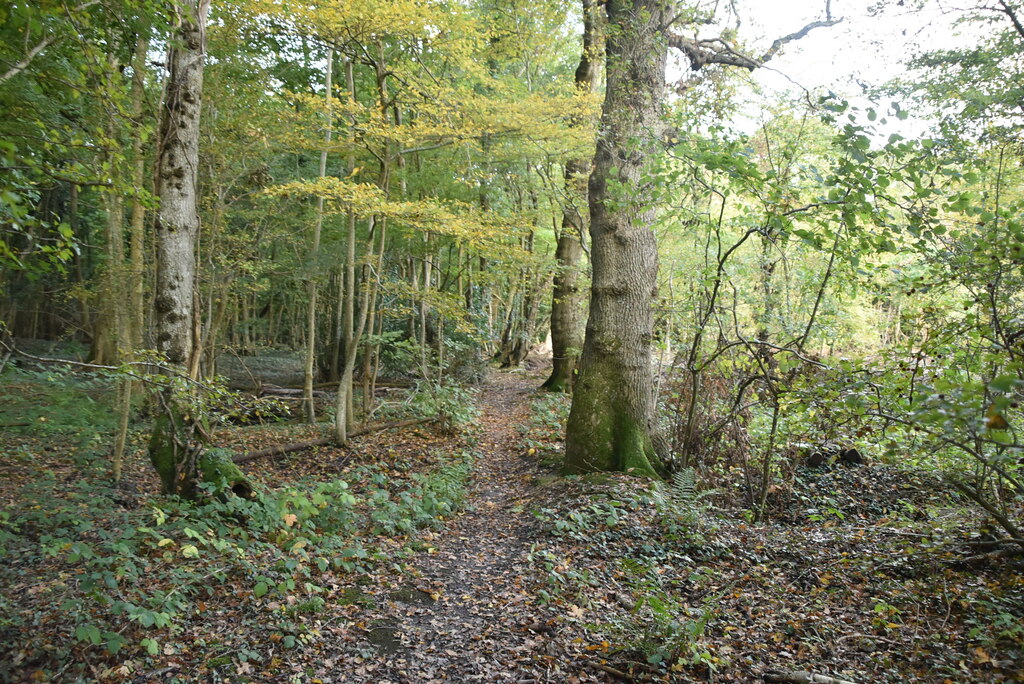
[
  {"x1": 334, "y1": 215, "x2": 375, "y2": 445},
  {"x1": 93, "y1": 53, "x2": 128, "y2": 366},
  {"x1": 129, "y1": 34, "x2": 149, "y2": 351},
  {"x1": 419, "y1": 236, "x2": 433, "y2": 378},
  {"x1": 303, "y1": 49, "x2": 333, "y2": 423},
  {"x1": 337, "y1": 58, "x2": 359, "y2": 437},
  {"x1": 563, "y1": 0, "x2": 669, "y2": 479},
  {"x1": 543, "y1": 0, "x2": 598, "y2": 392}
]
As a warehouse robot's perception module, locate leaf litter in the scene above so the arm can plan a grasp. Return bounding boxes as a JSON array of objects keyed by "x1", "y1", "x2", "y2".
[{"x1": 1, "y1": 369, "x2": 1023, "y2": 682}]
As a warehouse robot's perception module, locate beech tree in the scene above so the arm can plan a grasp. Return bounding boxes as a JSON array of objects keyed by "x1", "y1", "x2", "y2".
[
  {"x1": 541, "y1": 0, "x2": 599, "y2": 393},
  {"x1": 150, "y1": 0, "x2": 212, "y2": 497},
  {"x1": 564, "y1": 0, "x2": 839, "y2": 477}
]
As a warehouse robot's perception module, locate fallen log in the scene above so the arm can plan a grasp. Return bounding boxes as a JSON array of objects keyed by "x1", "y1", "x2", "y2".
[
  {"x1": 764, "y1": 671, "x2": 857, "y2": 684},
  {"x1": 233, "y1": 417, "x2": 435, "y2": 464},
  {"x1": 259, "y1": 384, "x2": 328, "y2": 398}
]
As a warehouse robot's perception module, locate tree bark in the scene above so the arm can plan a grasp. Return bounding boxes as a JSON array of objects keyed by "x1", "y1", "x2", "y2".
[
  {"x1": 303, "y1": 49, "x2": 333, "y2": 423},
  {"x1": 563, "y1": 0, "x2": 669, "y2": 479},
  {"x1": 542, "y1": 0, "x2": 598, "y2": 393},
  {"x1": 154, "y1": 1, "x2": 207, "y2": 366},
  {"x1": 150, "y1": 0, "x2": 211, "y2": 497}
]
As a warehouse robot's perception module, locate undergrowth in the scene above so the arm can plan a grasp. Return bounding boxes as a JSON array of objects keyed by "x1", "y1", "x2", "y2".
[
  {"x1": 0, "y1": 446, "x2": 476, "y2": 680},
  {"x1": 530, "y1": 476, "x2": 722, "y2": 677}
]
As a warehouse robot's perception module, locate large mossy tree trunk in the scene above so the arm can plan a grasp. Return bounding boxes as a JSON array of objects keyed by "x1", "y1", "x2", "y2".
[
  {"x1": 150, "y1": 0, "x2": 213, "y2": 498},
  {"x1": 542, "y1": 0, "x2": 598, "y2": 393},
  {"x1": 563, "y1": 0, "x2": 669, "y2": 479}
]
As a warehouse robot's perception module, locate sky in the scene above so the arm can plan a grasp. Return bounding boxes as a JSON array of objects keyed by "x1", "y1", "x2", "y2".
[{"x1": 716, "y1": 0, "x2": 987, "y2": 137}]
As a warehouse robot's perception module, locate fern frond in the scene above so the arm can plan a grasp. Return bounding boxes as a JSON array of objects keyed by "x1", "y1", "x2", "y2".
[{"x1": 669, "y1": 467, "x2": 697, "y2": 504}]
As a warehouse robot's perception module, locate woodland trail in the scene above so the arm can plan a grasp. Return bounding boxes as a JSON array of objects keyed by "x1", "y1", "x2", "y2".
[{"x1": 352, "y1": 370, "x2": 564, "y2": 683}]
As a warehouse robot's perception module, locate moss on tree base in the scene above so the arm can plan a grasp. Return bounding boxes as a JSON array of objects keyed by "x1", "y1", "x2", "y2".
[
  {"x1": 149, "y1": 411, "x2": 254, "y2": 500},
  {"x1": 198, "y1": 449, "x2": 255, "y2": 499},
  {"x1": 563, "y1": 377, "x2": 664, "y2": 480}
]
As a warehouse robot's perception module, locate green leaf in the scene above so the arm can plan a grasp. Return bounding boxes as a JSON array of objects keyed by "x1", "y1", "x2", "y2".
[
  {"x1": 254, "y1": 581, "x2": 269, "y2": 598},
  {"x1": 988, "y1": 375, "x2": 1016, "y2": 393},
  {"x1": 75, "y1": 623, "x2": 102, "y2": 645},
  {"x1": 140, "y1": 638, "x2": 159, "y2": 656}
]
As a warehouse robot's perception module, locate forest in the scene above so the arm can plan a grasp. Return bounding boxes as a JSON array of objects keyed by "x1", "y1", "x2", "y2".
[{"x1": 2, "y1": 0, "x2": 1024, "y2": 681}]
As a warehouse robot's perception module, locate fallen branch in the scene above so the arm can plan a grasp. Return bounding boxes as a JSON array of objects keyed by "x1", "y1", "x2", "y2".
[
  {"x1": 590, "y1": 662, "x2": 633, "y2": 682},
  {"x1": 233, "y1": 417, "x2": 434, "y2": 463},
  {"x1": 835, "y1": 633, "x2": 902, "y2": 646},
  {"x1": 946, "y1": 477, "x2": 1024, "y2": 552},
  {"x1": 950, "y1": 546, "x2": 1024, "y2": 567},
  {"x1": 259, "y1": 385, "x2": 328, "y2": 398},
  {"x1": 763, "y1": 671, "x2": 857, "y2": 684}
]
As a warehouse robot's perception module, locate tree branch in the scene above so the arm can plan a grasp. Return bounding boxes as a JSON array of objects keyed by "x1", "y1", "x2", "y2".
[
  {"x1": 0, "y1": 0, "x2": 102, "y2": 86},
  {"x1": 997, "y1": 0, "x2": 1024, "y2": 42},
  {"x1": 668, "y1": 13, "x2": 842, "y2": 73}
]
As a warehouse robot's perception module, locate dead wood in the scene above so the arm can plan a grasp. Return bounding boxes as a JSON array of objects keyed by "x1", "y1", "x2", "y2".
[
  {"x1": 259, "y1": 385, "x2": 328, "y2": 398},
  {"x1": 763, "y1": 671, "x2": 857, "y2": 684},
  {"x1": 590, "y1": 662, "x2": 634, "y2": 682},
  {"x1": 950, "y1": 545, "x2": 1024, "y2": 567},
  {"x1": 233, "y1": 417, "x2": 434, "y2": 463}
]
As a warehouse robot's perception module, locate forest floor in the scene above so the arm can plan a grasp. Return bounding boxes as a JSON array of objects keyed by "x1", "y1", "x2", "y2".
[{"x1": 1, "y1": 365, "x2": 1024, "y2": 682}]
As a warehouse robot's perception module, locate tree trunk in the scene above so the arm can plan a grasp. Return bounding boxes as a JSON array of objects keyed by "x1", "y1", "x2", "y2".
[
  {"x1": 129, "y1": 34, "x2": 149, "y2": 351},
  {"x1": 150, "y1": 0, "x2": 211, "y2": 498},
  {"x1": 303, "y1": 49, "x2": 333, "y2": 423},
  {"x1": 542, "y1": 0, "x2": 598, "y2": 393},
  {"x1": 563, "y1": 0, "x2": 669, "y2": 479}
]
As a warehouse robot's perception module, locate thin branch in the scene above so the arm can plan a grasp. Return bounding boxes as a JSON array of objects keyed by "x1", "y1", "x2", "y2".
[
  {"x1": 997, "y1": 0, "x2": 1024, "y2": 41},
  {"x1": 0, "y1": 36, "x2": 57, "y2": 85},
  {"x1": 668, "y1": 12, "x2": 842, "y2": 73},
  {"x1": 0, "y1": 0, "x2": 102, "y2": 86}
]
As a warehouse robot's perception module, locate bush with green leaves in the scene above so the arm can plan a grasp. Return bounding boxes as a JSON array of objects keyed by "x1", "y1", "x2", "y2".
[{"x1": 399, "y1": 381, "x2": 481, "y2": 435}]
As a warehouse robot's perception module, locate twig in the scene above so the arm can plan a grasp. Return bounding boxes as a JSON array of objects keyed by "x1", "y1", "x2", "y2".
[
  {"x1": 836, "y1": 633, "x2": 902, "y2": 646},
  {"x1": 129, "y1": 665, "x2": 179, "y2": 683},
  {"x1": 763, "y1": 671, "x2": 857, "y2": 684},
  {"x1": 590, "y1": 662, "x2": 634, "y2": 682}
]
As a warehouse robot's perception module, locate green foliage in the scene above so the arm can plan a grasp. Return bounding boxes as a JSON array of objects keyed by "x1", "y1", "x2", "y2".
[
  {"x1": 401, "y1": 381, "x2": 481, "y2": 436},
  {"x1": 0, "y1": 445, "x2": 477, "y2": 669},
  {"x1": 535, "y1": 500, "x2": 623, "y2": 539},
  {"x1": 0, "y1": 366, "x2": 123, "y2": 436},
  {"x1": 654, "y1": 468, "x2": 718, "y2": 543},
  {"x1": 610, "y1": 558, "x2": 718, "y2": 672},
  {"x1": 530, "y1": 484, "x2": 721, "y2": 675}
]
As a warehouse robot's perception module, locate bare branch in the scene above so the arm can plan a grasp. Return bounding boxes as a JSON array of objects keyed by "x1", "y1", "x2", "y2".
[
  {"x1": 0, "y1": 36, "x2": 57, "y2": 86},
  {"x1": 0, "y1": 0, "x2": 102, "y2": 86},
  {"x1": 758, "y1": 17, "x2": 843, "y2": 64},
  {"x1": 997, "y1": 0, "x2": 1024, "y2": 42},
  {"x1": 668, "y1": 12, "x2": 842, "y2": 73}
]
